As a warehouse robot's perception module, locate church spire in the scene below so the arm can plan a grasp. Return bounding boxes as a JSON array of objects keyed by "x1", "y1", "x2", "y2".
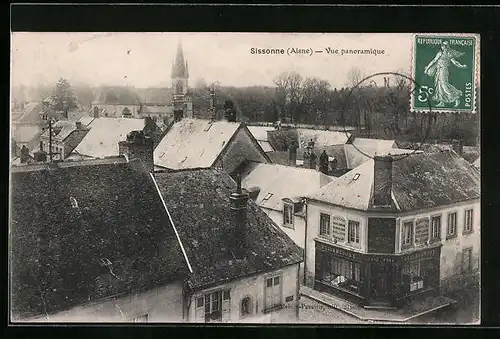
[{"x1": 172, "y1": 42, "x2": 187, "y2": 78}]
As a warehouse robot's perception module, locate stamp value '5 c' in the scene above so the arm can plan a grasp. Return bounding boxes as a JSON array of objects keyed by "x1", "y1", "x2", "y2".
[{"x1": 411, "y1": 34, "x2": 479, "y2": 113}]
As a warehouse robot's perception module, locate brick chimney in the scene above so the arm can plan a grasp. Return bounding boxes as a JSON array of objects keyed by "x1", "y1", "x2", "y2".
[
  {"x1": 230, "y1": 173, "x2": 249, "y2": 259},
  {"x1": 118, "y1": 130, "x2": 154, "y2": 172},
  {"x1": 20, "y1": 145, "x2": 30, "y2": 164},
  {"x1": 451, "y1": 139, "x2": 463, "y2": 156},
  {"x1": 288, "y1": 141, "x2": 298, "y2": 166},
  {"x1": 373, "y1": 155, "x2": 393, "y2": 207},
  {"x1": 75, "y1": 121, "x2": 83, "y2": 130},
  {"x1": 319, "y1": 150, "x2": 329, "y2": 174},
  {"x1": 305, "y1": 151, "x2": 317, "y2": 169}
]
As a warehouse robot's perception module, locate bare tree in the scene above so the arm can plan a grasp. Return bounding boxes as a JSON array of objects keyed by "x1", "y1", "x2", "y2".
[{"x1": 345, "y1": 67, "x2": 364, "y2": 88}]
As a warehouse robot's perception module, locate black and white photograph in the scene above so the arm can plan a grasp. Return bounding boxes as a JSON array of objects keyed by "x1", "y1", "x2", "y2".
[{"x1": 9, "y1": 31, "x2": 480, "y2": 324}]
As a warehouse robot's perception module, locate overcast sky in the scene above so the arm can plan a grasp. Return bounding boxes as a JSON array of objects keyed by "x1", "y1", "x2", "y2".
[{"x1": 11, "y1": 32, "x2": 413, "y2": 89}]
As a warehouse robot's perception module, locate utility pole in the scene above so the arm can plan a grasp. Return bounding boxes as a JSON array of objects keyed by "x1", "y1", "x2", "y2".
[{"x1": 49, "y1": 119, "x2": 53, "y2": 163}]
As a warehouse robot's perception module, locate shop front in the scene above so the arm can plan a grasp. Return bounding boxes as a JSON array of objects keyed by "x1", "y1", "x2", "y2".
[{"x1": 314, "y1": 241, "x2": 441, "y2": 308}]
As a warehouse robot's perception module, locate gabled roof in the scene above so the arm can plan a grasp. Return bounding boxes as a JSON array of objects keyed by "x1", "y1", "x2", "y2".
[
  {"x1": 153, "y1": 118, "x2": 242, "y2": 170},
  {"x1": 40, "y1": 121, "x2": 79, "y2": 141},
  {"x1": 153, "y1": 168, "x2": 303, "y2": 290},
  {"x1": 72, "y1": 118, "x2": 146, "y2": 158},
  {"x1": 309, "y1": 151, "x2": 480, "y2": 212},
  {"x1": 247, "y1": 126, "x2": 275, "y2": 141},
  {"x1": 351, "y1": 137, "x2": 396, "y2": 153},
  {"x1": 10, "y1": 158, "x2": 187, "y2": 319},
  {"x1": 241, "y1": 163, "x2": 333, "y2": 211},
  {"x1": 297, "y1": 129, "x2": 351, "y2": 148}
]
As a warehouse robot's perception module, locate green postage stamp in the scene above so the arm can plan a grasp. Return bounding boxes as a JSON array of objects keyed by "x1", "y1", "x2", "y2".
[{"x1": 411, "y1": 34, "x2": 479, "y2": 113}]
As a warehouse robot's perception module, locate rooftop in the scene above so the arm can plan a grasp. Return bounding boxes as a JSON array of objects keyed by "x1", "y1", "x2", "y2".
[
  {"x1": 153, "y1": 168, "x2": 303, "y2": 290},
  {"x1": 309, "y1": 151, "x2": 480, "y2": 212},
  {"x1": 72, "y1": 117, "x2": 146, "y2": 158},
  {"x1": 297, "y1": 129, "x2": 351, "y2": 148},
  {"x1": 10, "y1": 158, "x2": 187, "y2": 319},
  {"x1": 241, "y1": 162, "x2": 333, "y2": 211},
  {"x1": 153, "y1": 118, "x2": 241, "y2": 170}
]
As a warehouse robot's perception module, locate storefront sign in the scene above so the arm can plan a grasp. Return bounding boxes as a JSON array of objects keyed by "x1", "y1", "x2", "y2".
[
  {"x1": 316, "y1": 241, "x2": 362, "y2": 260},
  {"x1": 402, "y1": 247, "x2": 440, "y2": 262},
  {"x1": 415, "y1": 218, "x2": 430, "y2": 245}
]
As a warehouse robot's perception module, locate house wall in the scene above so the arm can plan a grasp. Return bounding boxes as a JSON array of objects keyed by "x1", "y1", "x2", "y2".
[
  {"x1": 261, "y1": 208, "x2": 306, "y2": 250},
  {"x1": 188, "y1": 264, "x2": 300, "y2": 323},
  {"x1": 397, "y1": 200, "x2": 480, "y2": 293},
  {"x1": 12, "y1": 124, "x2": 43, "y2": 145},
  {"x1": 22, "y1": 281, "x2": 184, "y2": 323},
  {"x1": 214, "y1": 127, "x2": 269, "y2": 174},
  {"x1": 304, "y1": 201, "x2": 368, "y2": 287},
  {"x1": 305, "y1": 199, "x2": 480, "y2": 293}
]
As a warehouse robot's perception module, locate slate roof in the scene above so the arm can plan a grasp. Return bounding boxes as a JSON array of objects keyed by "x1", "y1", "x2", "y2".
[
  {"x1": 297, "y1": 129, "x2": 351, "y2": 148},
  {"x1": 72, "y1": 118, "x2": 146, "y2": 158},
  {"x1": 247, "y1": 126, "x2": 275, "y2": 142},
  {"x1": 309, "y1": 151, "x2": 480, "y2": 212},
  {"x1": 153, "y1": 168, "x2": 303, "y2": 290},
  {"x1": 40, "y1": 121, "x2": 78, "y2": 141},
  {"x1": 240, "y1": 163, "x2": 333, "y2": 211},
  {"x1": 153, "y1": 118, "x2": 242, "y2": 170},
  {"x1": 10, "y1": 158, "x2": 187, "y2": 319}
]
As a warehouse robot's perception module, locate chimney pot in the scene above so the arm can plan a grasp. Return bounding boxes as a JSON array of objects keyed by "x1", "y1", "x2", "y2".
[
  {"x1": 118, "y1": 130, "x2": 154, "y2": 172},
  {"x1": 373, "y1": 155, "x2": 393, "y2": 207}
]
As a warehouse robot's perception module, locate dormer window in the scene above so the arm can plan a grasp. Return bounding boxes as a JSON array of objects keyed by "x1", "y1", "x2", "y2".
[
  {"x1": 263, "y1": 193, "x2": 273, "y2": 201},
  {"x1": 69, "y1": 197, "x2": 79, "y2": 208},
  {"x1": 353, "y1": 173, "x2": 360, "y2": 181}
]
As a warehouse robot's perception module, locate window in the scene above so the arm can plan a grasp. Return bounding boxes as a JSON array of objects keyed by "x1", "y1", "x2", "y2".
[
  {"x1": 402, "y1": 221, "x2": 414, "y2": 247},
  {"x1": 464, "y1": 209, "x2": 473, "y2": 233},
  {"x1": 353, "y1": 173, "x2": 360, "y2": 180},
  {"x1": 131, "y1": 314, "x2": 148, "y2": 323},
  {"x1": 263, "y1": 193, "x2": 273, "y2": 201},
  {"x1": 319, "y1": 213, "x2": 331, "y2": 238},
  {"x1": 348, "y1": 220, "x2": 360, "y2": 244},
  {"x1": 283, "y1": 203, "x2": 294, "y2": 227},
  {"x1": 240, "y1": 297, "x2": 252, "y2": 316},
  {"x1": 447, "y1": 212, "x2": 457, "y2": 238},
  {"x1": 462, "y1": 247, "x2": 473, "y2": 273},
  {"x1": 431, "y1": 215, "x2": 441, "y2": 240},
  {"x1": 197, "y1": 289, "x2": 230, "y2": 322},
  {"x1": 204, "y1": 291, "x2": 222, "y2": 322},
  {"x1": 264, "y1": 276, "x2": 282, "y2": 311},
  {"x1": 317, "y1": 253, "x2": 363, "y2": 294},
  {"x1": 403, "y1": 261, "x2": 425, "y2": 292}
]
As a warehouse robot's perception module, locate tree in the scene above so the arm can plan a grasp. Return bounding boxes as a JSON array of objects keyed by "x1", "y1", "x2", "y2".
[
  {"x1": 345, "y1": 67, "x2": 364, "y2": 89},
  {"x1": 49, "y1": 78, "x2": 78, "y2": 114},
  {"x1": 195, "y1": 78, "x2": 208, "y2": 89}
]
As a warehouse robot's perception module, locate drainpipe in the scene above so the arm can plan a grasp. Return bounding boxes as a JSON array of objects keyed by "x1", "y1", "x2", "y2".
[
  {"x1": 303, "y1": 198, "x2": 308, "y2": 286},
  {"x1": 182, "y1": 280, "x2": 193, "y2": 322}
]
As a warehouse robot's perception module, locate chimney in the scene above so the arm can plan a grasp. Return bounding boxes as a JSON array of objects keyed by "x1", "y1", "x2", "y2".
[
  {"x1": 451, "y1": 139, "x2": 463, "y2": 156},
  {"x1": 230, "y1": 173, "x2": 249, "y2": 259},
  {"x1": 75, "y1": 121, "x2": 83, "y2": 130},
  {"x1": 174, "y1": 109, "x2": 184, "y2": 122},
  {"x1": 39, "y1": 140, "x2": 43, "y2": 152},
  {"x1": 118, "y1": 130, "x2": 154, "y2": 173},
  {"x1": 20, "y1": 145, "x2": 30, "y2": 164},
  {"x1": 288, "y1": 141, "x2": 298, "y2": 166},
  {"x1": 373, "y1": 155, "x2": 393, "y2": 207},
  {"x1": 307, "y1": 151, "x2": 317, "y2": 169},
  {"x1": 319, "y1": 150, "x2": 329, "y2": 174}
]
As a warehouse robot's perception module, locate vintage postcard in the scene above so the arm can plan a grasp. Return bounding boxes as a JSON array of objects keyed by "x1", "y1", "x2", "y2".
[{"x1": 9, "y1": 32, "x2": 480, "y2": 325}]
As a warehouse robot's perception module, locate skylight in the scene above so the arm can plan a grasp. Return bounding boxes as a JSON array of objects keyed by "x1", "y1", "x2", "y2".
[
  {"x1": 69, "y1": 197, "x2": 79, "y2": 208},
  {"x1": 353, "y1": 173, "x2": 361, "y2": 181},
  {"x1": 263, "y1": 193, "x2": 273, "y2": 201}
]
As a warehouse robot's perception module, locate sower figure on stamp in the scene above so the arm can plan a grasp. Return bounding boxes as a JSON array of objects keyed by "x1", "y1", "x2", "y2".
[{"x1": 424, "y1": 41, "x2": 467, "y2": 108}]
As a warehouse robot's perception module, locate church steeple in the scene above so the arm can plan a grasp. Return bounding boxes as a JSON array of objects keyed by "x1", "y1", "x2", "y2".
[{"x1": 172, "y1": 42, "x2": 188, "y2": 78}]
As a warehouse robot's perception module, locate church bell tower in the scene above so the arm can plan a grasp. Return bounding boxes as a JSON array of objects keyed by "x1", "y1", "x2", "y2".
[{"x1": 171, "y1": 42, "x2": 192, "y2": 120}]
